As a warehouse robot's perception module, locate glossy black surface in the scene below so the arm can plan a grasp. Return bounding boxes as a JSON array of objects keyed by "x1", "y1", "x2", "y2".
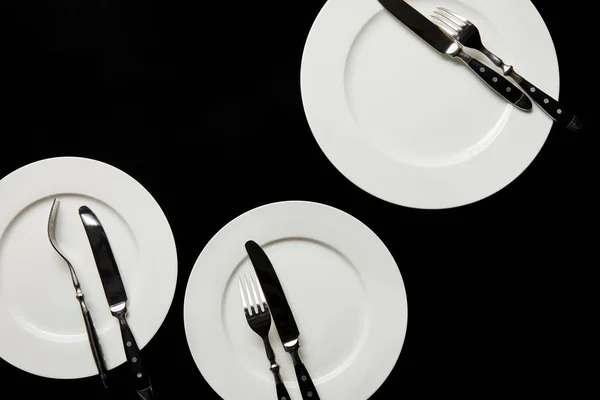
[
  {"x1": 288, "y1": 342, "x2": 320, "y2": 400},
  {"x1": 467, "y1": 58, "x2": 532, "y2": 110},
  {"x1": 513, "y1": 72, "x2": 581, "y2": 132},
  {"x1": 78, "y1": 205, "x2": 128, "y2": 307},
  {"x1": 116, "y1": 313, "x2": 153, "y2": 399},
  {"x1": 245, "y1": 240, "x2": 300, "y2": 344},
  {"x1": 378, "y1": 0, "x2": 454, "y2": 53},
  {"x1": 292, "y1": 357, "x2": 319, "y2": 399}
]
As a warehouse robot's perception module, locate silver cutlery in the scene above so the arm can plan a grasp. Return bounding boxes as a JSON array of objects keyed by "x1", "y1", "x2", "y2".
[
  {"x1": 246, "y1": 240, "x2": 320, "y2": 400},
  {"x1": 238, "y1": 273, "x2": 292, "y2": 400},
  {"x1": 47, "y1": 198, "x2": 108, "y2": 388},
  {"x1": 432, "y1": 6, "x2": 581, "y2": 132},
  {"x1": 78, "y1": 205, "x2": 154, "y2": 400},
  {"x1": 378, "y1": 0, "x2": 532, "y2": 111}
]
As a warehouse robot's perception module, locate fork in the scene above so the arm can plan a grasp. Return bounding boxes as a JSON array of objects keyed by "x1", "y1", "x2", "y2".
[
  {"x1": 238, "y1": 273, "x2": 291, "y2": 400},
  {"x1": 48, "y1": 198, "x2": 109, "y2": 388},
  {"x1": 432, "y1": 6, "x2": 581, "y2": 132}
]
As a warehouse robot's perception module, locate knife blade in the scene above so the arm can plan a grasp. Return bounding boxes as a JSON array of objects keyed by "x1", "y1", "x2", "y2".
[
  {"x1": 79, "y1": 205, "x2": 154, "y2": 400},
  {"x1": 245, "y1": 240, "x2": 320, "y2": 400},
  {"x1": 378, "y1": 0, "x2": 532, "y2": 111}
]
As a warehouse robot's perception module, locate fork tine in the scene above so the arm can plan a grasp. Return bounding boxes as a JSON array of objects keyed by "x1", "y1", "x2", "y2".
[
  {"x1": 247, "y1": 273, "x2": 264, "y2": 313},
  {"x1": 435, "y1": 9, "x2": 466, "y2": 28},
  {"x1": 238, "y1": 276, "x2": 249, "y2": 311},
  {"x1": 243, "y1": 274, "x2": 257, "y2": 315},
  {"x1": 255, "y1": 277, "x2": 267, "y2": 312},
  {"x1": 431, "y1": 15, "x2": 459, "y2": 38},
  {"x1": 254, "y1": 274, "x2": 268, "y2": 308},
  {"x1": 437, "y1": 7, "x2": 468, "y2": 24},
  {"x1": 433, "y1": 11, "x2": 463, "y2": 32}
]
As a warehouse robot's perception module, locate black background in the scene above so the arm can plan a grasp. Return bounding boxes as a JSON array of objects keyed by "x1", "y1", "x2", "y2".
[{"x1": 0, "y1": 1, "x2": 595, "y2": 399}]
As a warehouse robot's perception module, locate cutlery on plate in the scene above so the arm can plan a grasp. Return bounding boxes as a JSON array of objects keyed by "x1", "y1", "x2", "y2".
[
  {"x1": 78, "y1": 205, "x2": 154, "y2": 400},
  {"x1": 238, "y1": 273, "x2": 292, "y2": 400},
  {"x1": 47, "y1": 198, "x2": 109, "y2": 388},
  {"x1": 245, "y1": 240, "x2": 320, "y2": 400},
  {"x1": 378, "y1": 0, "x2": 532, "y2": 111},
  {"x1": 432, "y1": 6, "x2": 581, "y2": 132}
]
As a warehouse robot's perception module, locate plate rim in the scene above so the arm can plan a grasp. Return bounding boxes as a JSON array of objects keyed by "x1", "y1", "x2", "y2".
[
  {"x1": 0, "y1": 156, "x2": 178, "y2": 379},
  {"x1": 183, "y1": 200, "x2": 408, "y2": 400},
  {"x1": 300, "y1": 0, "x2": 558, "y2": 209}
]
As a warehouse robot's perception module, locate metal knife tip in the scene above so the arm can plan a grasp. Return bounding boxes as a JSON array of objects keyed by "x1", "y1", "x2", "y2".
[
  {"x1": 78, "y1": 205, "x2": 92, "y2": 215},
  {"x1": 78, "y1": 205, "x2": 101, "y2": 227}
]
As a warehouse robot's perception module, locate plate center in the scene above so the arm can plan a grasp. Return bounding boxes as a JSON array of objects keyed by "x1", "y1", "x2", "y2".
[
  {"x1": 0, "y1": 194, "x2": 139, "y2": 342},
  {"x1": 221, "y1": 238, "x2": 368, "y2": 384},
  {"x1": 345, "y1": 0, "x2": 512, "y2": 167}
]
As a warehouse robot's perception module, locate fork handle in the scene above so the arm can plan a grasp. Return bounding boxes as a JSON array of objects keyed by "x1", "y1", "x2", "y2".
[
  {"x1": 76, "y1": 294, "x2": 108, "y2": 387},
  {"x1": 456, "y1": 52, "x2": 532, "y2": 111},
  {"x1": 288, "y1": 344, "x2": 320, "y2": 400},
  {"x1": 510, "y1": 71, "x2": 581, "y2": 132},
  {"x1": 263, "y1": 340, "x2": 291, "y2": 400}
]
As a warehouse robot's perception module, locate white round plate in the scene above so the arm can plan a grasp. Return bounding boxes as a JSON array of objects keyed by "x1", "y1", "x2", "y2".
[
  {"x1": 184, "y1": 201, "x2": 407, "y2": 400},
  {"x1": 301, "y1": 0, "x2": 558, "y2": 209},
  {"x1": 0, "y1": 157, "x2": 177, "y2": 379}
]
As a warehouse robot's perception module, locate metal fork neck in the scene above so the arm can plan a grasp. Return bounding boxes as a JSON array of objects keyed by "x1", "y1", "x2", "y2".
[
  {"x1": 481, "y1": 47, "x2": 514, "y2": 76},
  {"x1": 68, "y1": 266, "x2": 81, "y2": 289}
]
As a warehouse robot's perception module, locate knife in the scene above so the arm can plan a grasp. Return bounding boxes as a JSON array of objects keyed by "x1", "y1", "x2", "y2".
[
  {"x1": 245, "y1": 240, "x2": 320, "y2": 400},
  {"x1": 79, "y1": 205, "x2": 154, "y2": 400},
  {"x1": 378, "y1": 0, "x2": 532, "y2": 111}
]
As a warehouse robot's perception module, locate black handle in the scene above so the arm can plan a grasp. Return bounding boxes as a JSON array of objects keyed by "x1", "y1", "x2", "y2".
[
  {"x1": 511, "y1": 72, "x2": 582, "y2": 132},
  {"x1": 465, "y1": 58, "x2": 532, "y2": 111},
  {"x1": 79, "y1": 300, "x2": 108, "y2": 388},
  {"x1": 276, "y1": 381, "x2": 291, "y2": 400},
  {"x1": 288, "y1": 345, "x2": 319, "y2": 400},
  {"x1": 263, "y1": 340, "x2": 291, "y2": 400},
  {"x1": 116, "y1": 313, "x2": 153, "y2": 399}
]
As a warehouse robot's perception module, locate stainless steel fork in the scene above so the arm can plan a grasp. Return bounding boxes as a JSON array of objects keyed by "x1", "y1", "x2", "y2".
[
  {"x1": 48, "y1": 198, "x2": 108, "y2": 388},
  {"x1": 238, "y1": 273, "x2": 291, "y2": 400},
  {"x1": 432, "y1": 6, "x2": 581, "y2": 132}
]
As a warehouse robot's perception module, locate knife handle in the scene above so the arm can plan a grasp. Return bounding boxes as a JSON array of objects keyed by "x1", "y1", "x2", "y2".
[
  {"x1": 288, "y1": 344, "x2": 320, "y2": 400},
  {"x1": 510, "y1": 71, "x2": 581, "y2": 132},
  {"x1": 77, "y1": 295, "x2": 108, "y2": 388},
  {"x1": 457, "y1": 53, "x2": 532, "y2": 111},
  {"x1": 115, "y1": 313, "x2": 154, "y2": 399}
]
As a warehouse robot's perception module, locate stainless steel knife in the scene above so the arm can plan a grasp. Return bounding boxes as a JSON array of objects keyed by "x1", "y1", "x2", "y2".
[
  {"x1": 378, "y1": 0, "x2": 532, "y2": 111},
  {"x1": 79, "y1": 206, "x2": 154, "y2": 400},
  {"x1": 245, "y1": 240, "x2": 320, "y2": 400}
]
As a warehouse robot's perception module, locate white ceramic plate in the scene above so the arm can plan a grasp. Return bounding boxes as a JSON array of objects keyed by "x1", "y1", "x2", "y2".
[
  {"x1": 301, "y1": 0, "x2": 558, "y2": 209},
  {"x1": 0, "y1": 157, "x2": 177, "y2": 379},
  {"x1": 184, "y1": 201, "x2": 407, "y2": 400}
]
